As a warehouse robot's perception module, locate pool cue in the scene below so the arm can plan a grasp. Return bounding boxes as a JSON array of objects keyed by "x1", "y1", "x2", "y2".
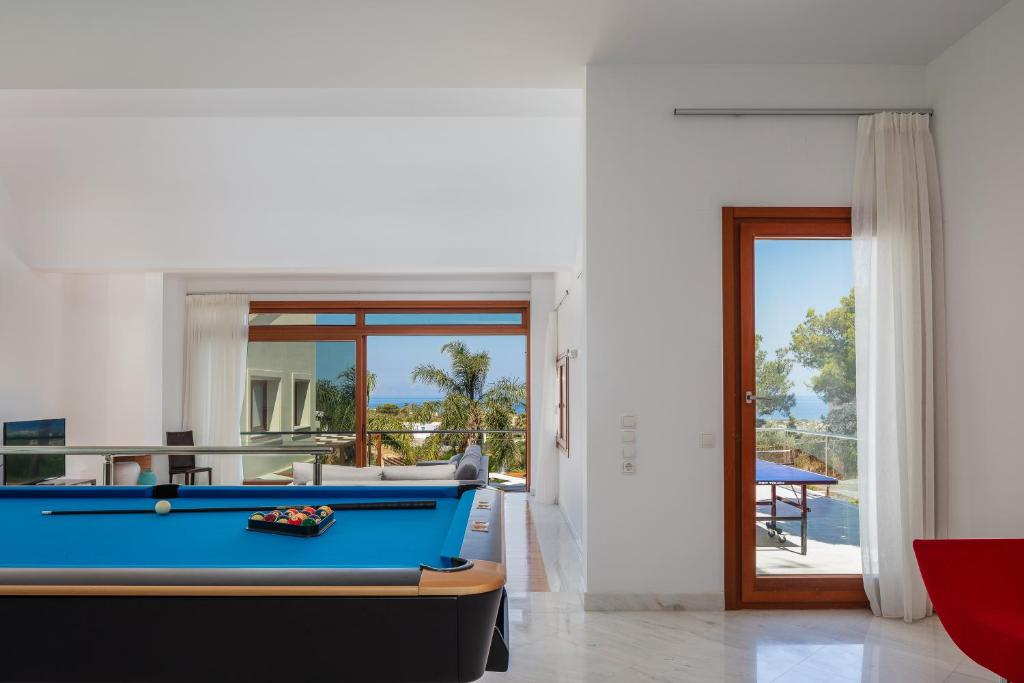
[{"x1": 41, "y1": 500, "x2": 437, "y2": 516}]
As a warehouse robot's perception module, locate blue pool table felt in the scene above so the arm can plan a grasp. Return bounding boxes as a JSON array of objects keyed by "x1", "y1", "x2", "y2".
[{"x1": 0, "y1": 486, "x2": 474, "y2": 570}]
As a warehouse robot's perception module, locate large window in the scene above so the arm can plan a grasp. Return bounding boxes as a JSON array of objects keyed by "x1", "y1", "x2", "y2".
[{"x1": 243, "y1": 301, "x2": 530, "y2": 487}]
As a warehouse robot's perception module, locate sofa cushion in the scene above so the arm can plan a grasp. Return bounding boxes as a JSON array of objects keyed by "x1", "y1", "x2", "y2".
[
  {"x1": 382, "y1": 464, "x2": 457, "y2": 481},
  {"x1": 292, "y1": 462, "x2": 382, "y2": 484},
  {"x1": 454, "y1": 449, "x2": 483, "y2": 482}
]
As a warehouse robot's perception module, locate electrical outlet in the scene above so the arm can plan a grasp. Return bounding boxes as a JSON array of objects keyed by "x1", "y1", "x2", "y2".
[{"x1": 622, "y1": 461, "x2": 636, "y2": 474}]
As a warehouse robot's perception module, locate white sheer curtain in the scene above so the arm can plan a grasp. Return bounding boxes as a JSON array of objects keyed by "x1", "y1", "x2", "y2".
[
  {"x1": 182, "y1": 294, "x2": 250, "y2": 485},
  {"x1": 853, "y1": 112, "x2": 947, "y2": 621}
]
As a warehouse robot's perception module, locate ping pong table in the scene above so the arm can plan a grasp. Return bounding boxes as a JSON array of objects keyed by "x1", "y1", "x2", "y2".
[{"x1": 756, "y1": 459, "x2": 839, "y2": 555}]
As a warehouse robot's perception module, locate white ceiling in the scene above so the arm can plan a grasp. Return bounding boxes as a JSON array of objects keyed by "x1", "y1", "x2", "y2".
[
  {"x1": 0, "y1": 89, "x2": 583, "y2": 273},
  {"x1": 0, "y1": 0, "x2": 1009, "y2": 88}
]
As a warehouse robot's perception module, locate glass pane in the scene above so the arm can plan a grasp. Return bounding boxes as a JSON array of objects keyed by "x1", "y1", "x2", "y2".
[
  {"x1": 242, "y1": 340, "x2": 358, "y2": 481},
  {"x1": 364, "y1": 312, "x2": 522, "y2": 326},
  {"x1": 365, "y1": 335, "x2": 527, "y2": 487},
  {"x1": 754, "y1": 239, "x2": 859, "y2": 575},
  {"x1": 249, "y1": 312, "x2": 356, "y2": 326}
]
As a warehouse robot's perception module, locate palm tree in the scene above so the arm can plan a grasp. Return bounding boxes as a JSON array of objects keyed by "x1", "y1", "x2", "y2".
[{"x1": 411, "y1": 341, "x2": 526, "y2": 470}]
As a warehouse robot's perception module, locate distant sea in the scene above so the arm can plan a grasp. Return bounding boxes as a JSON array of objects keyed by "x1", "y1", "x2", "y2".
[
  {"x1": 763, "y1": 395, "x2": 831, "y2": 421},
  {"x1": 369, "y1": 395, "x2": 526, "y2": 415},
  {"x1": 369, "y1": 395, "x2": 444, "y2": 408}
]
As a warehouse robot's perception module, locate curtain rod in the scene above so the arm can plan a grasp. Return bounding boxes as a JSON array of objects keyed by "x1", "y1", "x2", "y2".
[{"x1": 673, "y1": 108, "x2": 933, "y2": 117}]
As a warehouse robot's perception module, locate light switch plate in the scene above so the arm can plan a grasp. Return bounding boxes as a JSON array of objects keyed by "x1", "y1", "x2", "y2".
[
  {"x1": 621, "y1": 415, "x2": 637, "y2": 428},
  {"x1": 622, "y1": 461, "x2": 636, "y2": 474},
  {"x1": 622, "y1": 445, "x2": 636, "y2": 459},
  {"x1": 699, "y1": 432, "x2": 715, "y2": 448},
  {"x1": 621, "y1": 430, "x2": 636, "y2": 443}
]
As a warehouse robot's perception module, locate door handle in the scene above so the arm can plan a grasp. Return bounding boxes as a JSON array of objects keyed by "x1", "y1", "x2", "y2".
[{"x1": 745, "y1": 391, "x2": 785, "y2": 404}]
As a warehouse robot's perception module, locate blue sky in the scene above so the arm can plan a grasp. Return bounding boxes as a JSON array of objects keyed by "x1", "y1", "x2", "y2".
[
  {"x1": 312, "y1": 335, "x2": 526, "y2": 399},
  {"x1": 368, "y1": 335, "x2": 526, "y2": 398},
  {"x1": 754, "y1": 239, "x2": 853, "y2": 393}
]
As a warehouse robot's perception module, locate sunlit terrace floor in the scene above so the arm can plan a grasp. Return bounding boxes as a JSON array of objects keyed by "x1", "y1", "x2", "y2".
[{"x1": 756, "y1": 488, "x2": 862, "y2": 575}]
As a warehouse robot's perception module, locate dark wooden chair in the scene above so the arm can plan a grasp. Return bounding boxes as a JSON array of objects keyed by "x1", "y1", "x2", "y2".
[{"x1": 165, "y1": 431, "x2": 213, "y2": 485}]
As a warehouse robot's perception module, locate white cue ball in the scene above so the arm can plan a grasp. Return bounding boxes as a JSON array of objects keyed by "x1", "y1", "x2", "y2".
[{"x1": 154, "y1": 500, "x2": 172, "y2": 515}]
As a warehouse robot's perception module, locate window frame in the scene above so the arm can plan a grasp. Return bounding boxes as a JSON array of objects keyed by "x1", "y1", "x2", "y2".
[
  {"x1": 292, "y1": 374, "x2": 313, "y2": 430},
  {"x1": 246, "y1": 300, "x2": 532, "y2": 488},
  {"x1": 249, "y1": 379, "x2": 270, "y2": 432},
  {"x1": 556, "y1": 352, "x2": 570, "y2": 455}
]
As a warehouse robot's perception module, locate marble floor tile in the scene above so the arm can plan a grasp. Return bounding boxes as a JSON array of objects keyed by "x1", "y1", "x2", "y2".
[{"x1": 486, "y1": 493, "x2": 997, "y2": 683}]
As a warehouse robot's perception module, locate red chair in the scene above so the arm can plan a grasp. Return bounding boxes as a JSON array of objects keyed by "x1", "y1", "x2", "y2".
[{"x1": 914, "y1": 539, "x2": 1024, "y2": 683}]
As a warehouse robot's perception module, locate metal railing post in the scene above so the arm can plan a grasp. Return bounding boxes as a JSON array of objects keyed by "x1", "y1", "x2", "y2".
[
  {"x1": 314, "y1": 453, "x2": 323, "y2": 486},
  {"x1": 103, "y1": 453, "x2": 114, "y2": 486}
]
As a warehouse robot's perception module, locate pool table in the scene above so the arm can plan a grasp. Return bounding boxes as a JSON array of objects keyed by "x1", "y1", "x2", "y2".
[{"x1": 0, "y1": 483, "x2": 508, "y2": 683}]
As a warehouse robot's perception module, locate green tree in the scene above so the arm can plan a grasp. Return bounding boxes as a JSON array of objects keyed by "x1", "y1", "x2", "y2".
[
  {"x1": 789, "y1": 289, "x2": 857, "y2": 432},
  {"x1": 755, "y1": 334, "x2": 796, "y2": 422},
  {"x1": 410, "y1": 401, "x2": 438, "y2": 424},
  {"x1": 367, "y1": 410, "x2": 412, "y2": 462},
  {"x1": 411, "y1": 341, "x2": 526, "y2": 471},
  {"x1": 316, "y1": 366, "x2": 375, "y2": 431}
]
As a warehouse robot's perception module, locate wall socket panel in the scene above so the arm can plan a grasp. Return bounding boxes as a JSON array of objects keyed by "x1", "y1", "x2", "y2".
[
  {"x1": 622, "y1": 461, "x2": 636, "y2": 474},
  {"x1": 622, "y1": 445, "x2": 636, "y2": 459}
]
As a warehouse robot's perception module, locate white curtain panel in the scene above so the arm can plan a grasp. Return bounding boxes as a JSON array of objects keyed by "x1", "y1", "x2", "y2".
[
  {"x1": 532, "y1": 311, "x2": 560, "y2": 504},
  {"x1": 182, "y1": 294, "x2": 250, "y2": 485},
  {"x1": 853, "y1": 112, "x2": 946, "y2": 621}
]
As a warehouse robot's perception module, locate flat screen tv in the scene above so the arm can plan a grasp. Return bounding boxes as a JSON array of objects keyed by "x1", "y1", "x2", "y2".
[{"x1": 2, "y1": 418, "x2": 66, "y2": 485}]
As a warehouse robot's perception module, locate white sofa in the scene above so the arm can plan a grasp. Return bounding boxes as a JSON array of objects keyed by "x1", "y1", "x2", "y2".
[{"x1": 291, "y1": 447, "x2": 488, "y2": 486}]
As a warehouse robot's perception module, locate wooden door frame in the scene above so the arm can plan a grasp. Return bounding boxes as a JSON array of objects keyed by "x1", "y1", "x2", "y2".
[
  {"x1": 248, "y1": 300, "x2": 531, "y2": 484},
  {"x1": 723, "y1": 207, "x2": 868, "y2": 609}
]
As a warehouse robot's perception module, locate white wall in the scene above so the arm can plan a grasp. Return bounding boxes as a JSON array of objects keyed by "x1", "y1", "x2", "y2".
[
  {"x1": 554, "y1": 238, "x2": 587, "y2": 550},
  {"x1": 2, "y1": 185, "x2": 169, "y2": 482},
  {"x1": 61, "y1": 273, "x2": 165, "y2": 481},
  {"x1": 0, "y1": 188, "x2": 64, "y2": 423},
  {"x1": 584, "y1": 64, "x2": 928, "y2": 607},
  {"x1": 926, "y1": 0, "x2": 1024, "y2": 539},
  {"x1": 0, "y1": 90, "x2": 583, "y2": 274},
  {"x1": 528, "y1": 273, "x2": 558, "y2": 504}
]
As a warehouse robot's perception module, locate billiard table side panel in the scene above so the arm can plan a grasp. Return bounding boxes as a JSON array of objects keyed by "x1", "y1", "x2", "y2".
[{"x1": 0, "y1": 594, "x2": 481, "y2": 683}]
